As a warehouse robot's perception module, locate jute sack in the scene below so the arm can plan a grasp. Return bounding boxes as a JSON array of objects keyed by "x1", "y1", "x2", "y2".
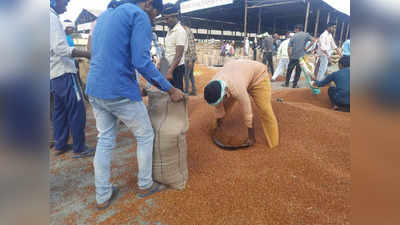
[{"x1": 147, "y1": 90, "x2": 189, "y2": 190}]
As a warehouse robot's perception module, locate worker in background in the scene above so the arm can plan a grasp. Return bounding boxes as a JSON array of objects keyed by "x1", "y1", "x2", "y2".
[
  {"x1": 283, "y1": 24, "x2": 316, "y2": 88},
  {"x1": 50, "y1": 0, "x2": 94, "y2": 158},
  {"x1": 182, "y1": 19, "x2": 198, "y2": 96},
  {"x1": 315, "y1": 22, "x2": 340, "y2": 81},
  {"x1": 262, "y1": 34, "x2": 274, "y2": 75},
  {"x1": 342, "y1": 38, "x2": 350, "y2": 56},
  {"x1": 204, "y1": 59, "x2": 279, "y2": 149},
  {"x1": 63, "y1": 20, "x2": 75, "y2": 47},
  {"x1": 271, "y1": 32, "x2": 294, "y2": 82},
  {"x1": 86, "y1": 0, "x2": 184, "y2": 210},
  {"x1": 163, "y1": 3, "x2": 188, "y2": 91},
  {"x1": 312, "y1": 56, "x2": 350, "y2": 112}
]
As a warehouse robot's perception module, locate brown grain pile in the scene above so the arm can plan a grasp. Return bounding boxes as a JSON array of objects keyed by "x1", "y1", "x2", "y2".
[{"x1": 141, "y1": 65, "x2": 351, "y2": 225}]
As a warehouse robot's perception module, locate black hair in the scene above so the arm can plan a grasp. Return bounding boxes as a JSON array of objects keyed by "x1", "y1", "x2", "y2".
[
  {"x1": 294, "y1": 24, "x2": 303, "y2": 30},
  {"x1": 204, "y1": 81, "x2": 222, "y2": 105},
  {"x1": 108, "y1": 0, "x2": 163, "y2": 12},
  {"x1": 339, "y1": 56, "x2": 350, "y2": 68},
  {"x1": 327, "y1": 22, "x2": 336, "y2": 28}
]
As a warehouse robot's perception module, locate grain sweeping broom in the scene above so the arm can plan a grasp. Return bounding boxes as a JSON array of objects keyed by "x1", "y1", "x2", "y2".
[{"x1": 299, "y1": 57, "x2": 320, "y2": 95}]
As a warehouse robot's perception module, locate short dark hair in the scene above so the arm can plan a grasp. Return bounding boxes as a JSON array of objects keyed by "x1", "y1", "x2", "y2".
[
  {"x1": 108, "y1": 0, "x2": 163, "y2": 12},
  {"x1": 294, "y1": 24, "x2": 303, "y2": 30},
  {"x1": 327, "y1": 22, "x2": 336, "y2": 28},
  {"x1": 204, "y1": 81, "x2": 222, "y2": 105},
  {"x1": 339, "y1": 56, "x2": 350, "y2": 68}
]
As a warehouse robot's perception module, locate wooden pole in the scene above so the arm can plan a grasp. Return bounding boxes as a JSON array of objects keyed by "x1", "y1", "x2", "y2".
[
  {"x1": 345, "y1": 23, "x2": 350, "y2": 40},
  {"x1": 273, "y1": 17, "x2": 276, "y2": 34},
  {"x1": 258, "y1": 8, "x2": 262, "y2": 34},
  {"x1": 339, "y1": 21, "x2": 345, "y2": 46},
  {"x1": 244, "y1": 0, "x2": 248, "y2": 37},
  {"x1": 304, "y1": 0, "x2": 311, "y2": 32},
  {"x1": 327, "y1": 12, "x2": 330, "y2": 24},
  {"x1": 314, "y1": 8, "x2": 320, "y2": 37},
  {"x1": 334, "y1": 17, "x2": 338, "y2": 39}
]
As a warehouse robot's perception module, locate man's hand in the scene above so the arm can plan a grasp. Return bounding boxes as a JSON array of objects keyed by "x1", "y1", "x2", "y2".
[
  {"x1": 168, "y1": 87, "x2": 184, "y2": 102},
  {"x1": 187, "y1": 61, "x2": 193, "y2": 70},
  {"x1": 166, "y1": 70, "x2": 174, "y2": 81},
  {"x1": 247, "y1": 127, "x2": 256, "y2": 146}
]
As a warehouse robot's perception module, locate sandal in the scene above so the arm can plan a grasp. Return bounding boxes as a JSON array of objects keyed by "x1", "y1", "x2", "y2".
[{"x1": 137, "y1": 182, "x2": 168, "y2": 199}]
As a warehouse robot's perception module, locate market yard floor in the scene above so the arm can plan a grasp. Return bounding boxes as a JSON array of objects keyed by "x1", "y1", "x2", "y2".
[{"x1": 50, "y1": 64, "x2": 350, "y2": 225}]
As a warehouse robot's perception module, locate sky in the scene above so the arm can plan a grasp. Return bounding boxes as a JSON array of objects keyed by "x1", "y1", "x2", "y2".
[{"x1": 61, "y1": 0, "x2": 350, "y2": 23}]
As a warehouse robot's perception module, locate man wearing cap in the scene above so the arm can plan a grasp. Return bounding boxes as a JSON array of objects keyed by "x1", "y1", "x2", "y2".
[
  {"x1": 204, "y1": 59, "x2": 279, "y2": 149},
  {"x1": 163, "y1": 3, "x2": 188, "y2": 91},
  {"x1": 50, "y1": 0, "x2": 94, "y2": 158},
  {"x1": 63, "y1": 20, "x2": 75, "y2": 47},
  {"x1": 283, "y1": 24, "x2": 316, "y2": 88},
  {"x1": 86, "y1": 0, "x2": 184, "y2": 210},
  {"x1": 315, "y1": 22, "x2": 340, "y2": 81}
]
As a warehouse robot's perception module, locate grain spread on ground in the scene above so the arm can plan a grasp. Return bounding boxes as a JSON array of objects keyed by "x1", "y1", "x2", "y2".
[{"x1": 50, "y1": 64, "x2": 350, "y2": 225}]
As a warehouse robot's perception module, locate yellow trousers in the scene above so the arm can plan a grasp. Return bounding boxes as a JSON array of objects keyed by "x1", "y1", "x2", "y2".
[{"x1": 249, "y1": 78, "x2": 279, "y2": 148}]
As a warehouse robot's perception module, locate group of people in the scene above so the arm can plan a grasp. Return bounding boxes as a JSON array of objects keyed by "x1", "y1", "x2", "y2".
[
  {"x1": 50, "y1": 0, "x2": 350, "y2": 211},
  {"x1": 257, "y1": 23, "x2": 350, "y2": 110},
  {"x1": 220, "y1": 41, "x2": 235, "y2": 57},
  {"x1": 50, "y1": 0, "x2": 200, "y2": 210}
]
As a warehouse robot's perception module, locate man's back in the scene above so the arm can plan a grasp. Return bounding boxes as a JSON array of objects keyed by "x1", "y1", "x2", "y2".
[
  {"x1": 289, "y1": 32, "x2": 312, "y2": 59},
  {"x1": 263, "y1": 37, "x2": 273, "y2": 53},
  {"x1": 86, "y1": 4, "x2": 155, "y2": 101},
  {"x1": 213, "y1": 60, "x2": 266, "y2": 91}
]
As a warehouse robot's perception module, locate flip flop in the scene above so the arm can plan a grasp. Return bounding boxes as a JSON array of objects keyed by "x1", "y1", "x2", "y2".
[
  {"x1": 72, "y1": 148, "x2": 95, "y2": 158},
  {"x1": 96, "y1": 186, "x2": 119, "y2": 210},
  {"x1": 137, "y1": 182, "x2": 168, "y2": 199},
  {"x1": 54, "y1": 144, "x2": 73, "y2": 156}
]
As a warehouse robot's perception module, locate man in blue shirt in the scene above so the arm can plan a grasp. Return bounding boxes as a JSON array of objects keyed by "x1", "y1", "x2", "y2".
[
  {"x1": 342, "y1": 38, "x2": 351, "y2": 56},
  {"x1": 86, "y1": 0, "x2": 184, "y2": 210},
  {"x1": 312, "y1": 56, "x2": 350, "y2": 112}
]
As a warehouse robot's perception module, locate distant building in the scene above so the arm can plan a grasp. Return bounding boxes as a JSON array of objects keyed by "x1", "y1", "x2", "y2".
[{"x1": 75, "y1": 9, "x2": 103, "y2": 33}]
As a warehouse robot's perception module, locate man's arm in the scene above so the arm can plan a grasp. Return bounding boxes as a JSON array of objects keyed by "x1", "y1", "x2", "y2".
[
  {"x1": 312, "y1": 71, "x2": 336, "y2": 87},
  {"x1": 50, "y1": 14, "x2": 90, "y2": 59},
  {"x1": 130, "y1": 12, "x2": 183, "y2": 101},
  {"x1": 287, "y1": 46, "x2": 292, "y2": 59},
  {"x1": 72, "y1": 49, "x2": 91, "y2": 59},
  {"x1": 166, "y1": 45, "x2": 184, "y2": 80},
  {"x1": 238, "y1": 92, "x2": 256, "y2": 145}
]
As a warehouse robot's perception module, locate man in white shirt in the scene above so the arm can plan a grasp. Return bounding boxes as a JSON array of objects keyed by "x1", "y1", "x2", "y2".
[
  {"x1": 163, "y1": 3, "x2": 188, "y2": 91},
  {"x1": 271, "y1": 32, "x2": 294, "y2": 81},
  {"x1": 50, "y1": 0, "x2": 94, "y2": 158},
  {"x1": 316, "y1": 22, "x2": 340, "y2": 81}
]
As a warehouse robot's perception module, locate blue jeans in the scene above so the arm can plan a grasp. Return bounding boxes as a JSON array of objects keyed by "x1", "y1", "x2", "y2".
[
  {"x1": 89, "y1": 96, "x2": 154, "y2": 204},
  {"x1": 317, "y1": 55, "x2": 329, "y2": 81}
]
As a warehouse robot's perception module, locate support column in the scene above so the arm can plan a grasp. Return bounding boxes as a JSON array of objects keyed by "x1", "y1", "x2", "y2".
[
  {"x1": 244, "y1": 0, "x2": 248, "y2": 37},
  {"x1": 304, "y1": 0, "x2": 311, "y2": 32},
  {"x1": 314, "y1": 8, "x2": 320, "y2": 37},
  {"x1": 273, "y1": 17, "x2": 276, "y2": 34},
  {"x1": 327, "y1": 12, "x2": 330, "y2": 24},
  {"x1": 258, "y1": 8, "x2": 262, "y2": 34},
  {"x1": 334, "y1": 17, "x2": 338, "y2": 39},
  {"x1": 339, "y1": 21, "x2": 345, "y2": 46}
]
